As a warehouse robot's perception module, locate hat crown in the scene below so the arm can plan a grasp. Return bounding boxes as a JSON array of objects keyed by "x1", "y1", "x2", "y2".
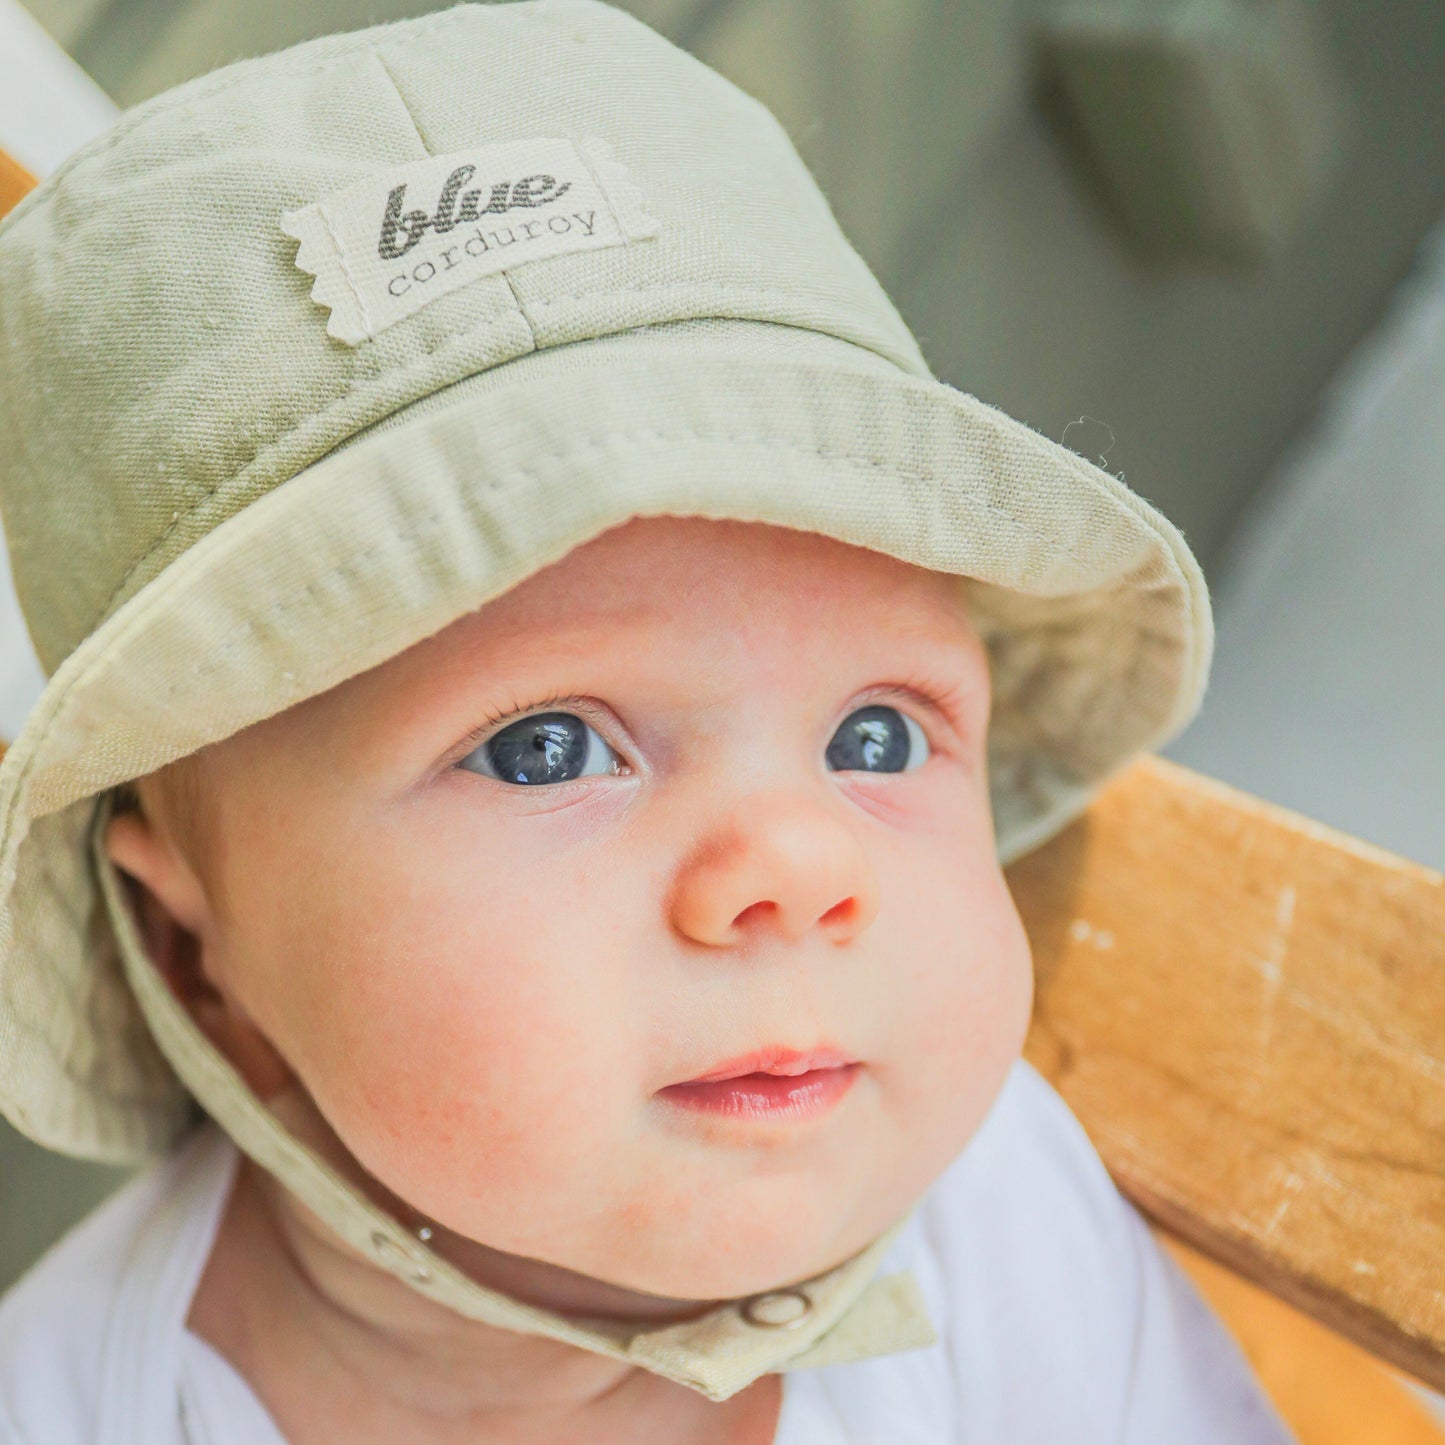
[{"x1": 0, "y1": 0, "x2": 927, "y2": 675}]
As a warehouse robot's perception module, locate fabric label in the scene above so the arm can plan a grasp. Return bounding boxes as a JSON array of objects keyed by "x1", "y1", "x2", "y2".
[{"x1": 280, "y1": 136, "x2": 660, "y2": 345}]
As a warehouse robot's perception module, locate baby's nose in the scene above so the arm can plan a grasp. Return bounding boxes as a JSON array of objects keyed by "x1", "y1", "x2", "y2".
[{"x1": 668, "y1": 794, "x2": 881, "y2": 948}]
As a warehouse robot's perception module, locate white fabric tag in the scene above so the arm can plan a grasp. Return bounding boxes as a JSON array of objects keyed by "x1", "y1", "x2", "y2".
[{"x1": 280, "y1": 135, "x2": 660, "y2": 345}]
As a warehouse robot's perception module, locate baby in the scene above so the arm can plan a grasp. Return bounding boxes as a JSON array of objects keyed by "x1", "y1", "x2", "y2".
[
  {"x1": 104, "y1": 513, "x2": 1028, "y2": 1442},
  {"x1": 0, "y1": 2, "x2": 1295, "y2": 1442}
]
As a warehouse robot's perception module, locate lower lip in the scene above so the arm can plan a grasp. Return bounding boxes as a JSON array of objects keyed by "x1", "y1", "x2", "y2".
[{"x1": 657, "y1": 1064, "x2": 860, "y2": 1121}]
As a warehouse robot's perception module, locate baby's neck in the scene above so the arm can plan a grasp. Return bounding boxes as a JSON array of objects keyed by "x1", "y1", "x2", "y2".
[{"x1": 186, "y1": 1155, "x2": 782, "y2": 1445}]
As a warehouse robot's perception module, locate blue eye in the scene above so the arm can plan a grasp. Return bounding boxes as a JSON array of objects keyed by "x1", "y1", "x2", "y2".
[
  {"x1": 825, "y1": 704, "x2": 929, "y2": 774},
  {"x1": 459, "y1": 711, "x2": 623, "y2": 786}
]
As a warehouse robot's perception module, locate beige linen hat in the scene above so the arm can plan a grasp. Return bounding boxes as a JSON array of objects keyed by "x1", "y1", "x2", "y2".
[{"x1": 0, "y1": 0, "x2": 1212, "y2": 1401}]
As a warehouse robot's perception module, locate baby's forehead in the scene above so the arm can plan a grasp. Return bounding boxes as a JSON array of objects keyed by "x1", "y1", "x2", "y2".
[
  {"x1": 460, "y1": 517, "x2": 976, "y2": 635},
  {"x1": 277, "y1": 518, "x2": 988, "y2": 748}
]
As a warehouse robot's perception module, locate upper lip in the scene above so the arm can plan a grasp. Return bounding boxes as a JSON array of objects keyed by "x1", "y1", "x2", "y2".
[{"x1": 673, "y1": 1045, "x2": 858, "y2": 1085}]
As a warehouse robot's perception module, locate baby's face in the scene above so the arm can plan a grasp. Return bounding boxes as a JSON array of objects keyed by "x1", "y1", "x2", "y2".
[{"x1": 137, "y1": 516, "x2": 1033, "y2": 1303}]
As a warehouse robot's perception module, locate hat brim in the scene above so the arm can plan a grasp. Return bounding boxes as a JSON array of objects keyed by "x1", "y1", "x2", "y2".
[{"x1": 0, "y1": 327, "x2": 1211, "y2": 1164}]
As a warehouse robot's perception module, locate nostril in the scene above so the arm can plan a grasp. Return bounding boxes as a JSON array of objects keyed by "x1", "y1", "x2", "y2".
[
  {"x1": 731, "y1": 898, "x2": 862, "y2": 936},
  {"x1": 731, "y1": 900, "x2": 780, "y2": 932}
]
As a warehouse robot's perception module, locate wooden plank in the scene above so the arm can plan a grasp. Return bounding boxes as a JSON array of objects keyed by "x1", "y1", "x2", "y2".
[
  {"x1": 1011, "y1": 752, "x2": 1445, "y2": 1394},
  {"x1": 0, "y1": 147, "x2": 37, "y2": 222}
]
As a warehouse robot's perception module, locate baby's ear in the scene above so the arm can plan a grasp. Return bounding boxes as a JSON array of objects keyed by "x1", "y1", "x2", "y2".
[
  {"x1": 103, "y1": 796, "x2": 212, "y2": 946},
  {"x1": 102, "y1": 797, "x2": 295, "y2": 1102}
]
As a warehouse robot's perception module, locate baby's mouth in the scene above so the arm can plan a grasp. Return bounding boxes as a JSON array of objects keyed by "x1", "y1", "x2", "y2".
[{"x1": 657, "y1": 1045, "x2": 862, "y2": 1122}]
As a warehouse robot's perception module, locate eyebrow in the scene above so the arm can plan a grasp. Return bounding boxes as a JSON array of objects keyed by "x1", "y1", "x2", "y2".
[
  {"x1": 426, "y1": 578, "x2": 983, "y2": 702},
  {"x1": 379, "y1": 603, "x2": 986, "y2": 791},
  {"x1": 465, "y1": 618, "x2": 988, "y2": 727}
]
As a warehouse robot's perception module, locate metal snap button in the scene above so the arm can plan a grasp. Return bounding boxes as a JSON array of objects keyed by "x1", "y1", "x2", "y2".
[
  {"x1": 370, "y1": 1229, "x2": 432, "y2": 1284},
  {"x1": 739, "y1": 1287, "x2": 812, "y2": 1328}
]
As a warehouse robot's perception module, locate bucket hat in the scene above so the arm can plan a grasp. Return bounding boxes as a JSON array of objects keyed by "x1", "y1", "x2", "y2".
[{"x1": 0, "y1": 0, "x2": 1212, "y2": 1401}]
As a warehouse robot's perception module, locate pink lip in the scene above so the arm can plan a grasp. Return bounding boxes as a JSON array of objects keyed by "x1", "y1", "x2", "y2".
[
  {"x1": 675, "y1": 1045, "x2": 857, "y2": 1085},
  {"x1": 658, "y1": 1062, "x2": 861, "y2": 1121}
]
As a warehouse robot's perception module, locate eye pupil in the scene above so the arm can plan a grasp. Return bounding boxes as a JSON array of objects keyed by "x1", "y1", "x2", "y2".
[
  {"x1": 826, "y1": 705, "x2": 917, "y2": 774},
  {"x1": 485, "y1": 712, "x2": 590, "y2": 785}
]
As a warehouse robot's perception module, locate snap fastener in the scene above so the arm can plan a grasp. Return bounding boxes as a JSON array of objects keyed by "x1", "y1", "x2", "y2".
[
  {"x1": 370, "y1": 1229, "x2": 432, "y2": 1284},
  {"x1": 739, "y1": 1287, "x2": 812, "y2": 1328}
]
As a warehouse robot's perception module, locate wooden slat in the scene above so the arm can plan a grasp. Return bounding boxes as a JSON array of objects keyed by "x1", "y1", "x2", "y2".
[
  {"x1": 1011, "y1": 753, "x2": 1445, "y2": 1394},
  {"x1": 0, "y1": 146, "x2": 38, "y2": 221}
]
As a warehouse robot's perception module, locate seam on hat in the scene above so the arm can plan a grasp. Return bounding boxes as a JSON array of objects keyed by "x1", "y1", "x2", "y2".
[
  {"x1": 1083, "y1": 598, "x2": 1175, "y2": 763},
  {"x1": 313, "y1": 201, "x2": 374, "y2": 338},
  {"x1": 367, "y1": 42, "x2": 549, "y2": 359},
  {"x1": 987, "y1": 421, "x2": 1204, "y2": 719},
  {"x1": 497, "y1": 271, "x2": 540, "y2": 349},
  {"x1": 83, "y1": 326, "x2": 921, "y2": 635},
  {"x1": 371, "y1": 42, "x2": 431, "y2": 157},
  {"x1": 4, "y1": 814, "x2": 178, "y2": 1107},
  {"x1": 143, "y1": 429, "x2": 1067, "y2": 703}
]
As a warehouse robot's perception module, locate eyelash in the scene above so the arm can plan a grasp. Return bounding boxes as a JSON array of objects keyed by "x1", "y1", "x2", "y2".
[
  {"x1": 449, "y1": 674, "x2": 965, "y2": 776},
  {"x1": 474, "y1": 690, "x2": 576, "y2": 737}
]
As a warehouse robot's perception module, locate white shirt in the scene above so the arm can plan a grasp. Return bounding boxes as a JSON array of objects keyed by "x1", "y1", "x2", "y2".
[{"x1": 0, "y1": 1059, "x2": 1295, "y2": 1444}]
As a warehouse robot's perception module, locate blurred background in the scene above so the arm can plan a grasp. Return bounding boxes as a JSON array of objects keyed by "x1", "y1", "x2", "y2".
[{"x1": 2, "y1": 0, "x2": 1444, "y2": 1418}]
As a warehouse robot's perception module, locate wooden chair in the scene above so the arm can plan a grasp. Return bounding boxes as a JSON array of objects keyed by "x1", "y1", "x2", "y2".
[
  {"x1": 1010, "y1": 753, "x2": 1445, "y2": 1437},
  {"x1": 4, "y1": 154, "x2": 1443, "y2": 1438}
]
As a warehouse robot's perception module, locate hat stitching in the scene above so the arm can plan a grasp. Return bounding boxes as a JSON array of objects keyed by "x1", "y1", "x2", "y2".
[
  {"x1": 82, "y1": 315, "x2": 921, "y2": 637},
  {"x1": 0, "y1": 773, "x2": 47, "y2": 924},
  {"x1": 976, "y1": 613, "x2": 1184, "y2": 649},
  {"x1": 315, "y1": 201, "x2": 374, "y2": 337},
  {"x1": 497, "y1": 270, "x2": 539, "y2": 349},
  {"x1": 1029, "y1": 463, "x2": 1199, "y2": 630},
  {"x1": 24, "y1": 846, "x2": 202, "y2": 1124},
  {"x1": 140, "y1": 434, "x2": 1072, "y2": 704},
  {"x1": 572, "y1": 132, "x2": 624, "y2": 236},
  {"x1": 521, "y1": 281, "x2": 902, "y2": 314},
  {"x1": 371, "y1": 41, "x2": 430, "y2": 160},
  {"x1": 509, "y1": 284, "x2": 925, "y2": 377}
]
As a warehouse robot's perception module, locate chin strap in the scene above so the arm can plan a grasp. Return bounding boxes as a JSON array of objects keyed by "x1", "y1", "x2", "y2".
[{"x1": 91, "y1": 790, "x2": 938, "y2": 1402}]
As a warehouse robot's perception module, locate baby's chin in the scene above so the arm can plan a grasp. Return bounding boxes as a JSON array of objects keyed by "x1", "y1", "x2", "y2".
[
  {"x1": 262, "y1": 1119, "x2": 877, "y2": 1316},
  {"x1": 314, "y1": 1129, "x2": 877, "y2": 1304},
  {"x1": 423, "y1": 1193, "x2": 887, "y2": 1316},
  {"x1": 262, "y1": 1062, "x2": 917, "y2": 1308}
]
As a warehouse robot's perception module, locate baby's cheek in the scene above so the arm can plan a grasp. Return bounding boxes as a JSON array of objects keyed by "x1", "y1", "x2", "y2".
[
  {"x1": 306, "y1": 917, "x2": 625, "y2": 1227},
  {"x1": 892, "y1": 860, "x2": 1032, "y2": 1109}
]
